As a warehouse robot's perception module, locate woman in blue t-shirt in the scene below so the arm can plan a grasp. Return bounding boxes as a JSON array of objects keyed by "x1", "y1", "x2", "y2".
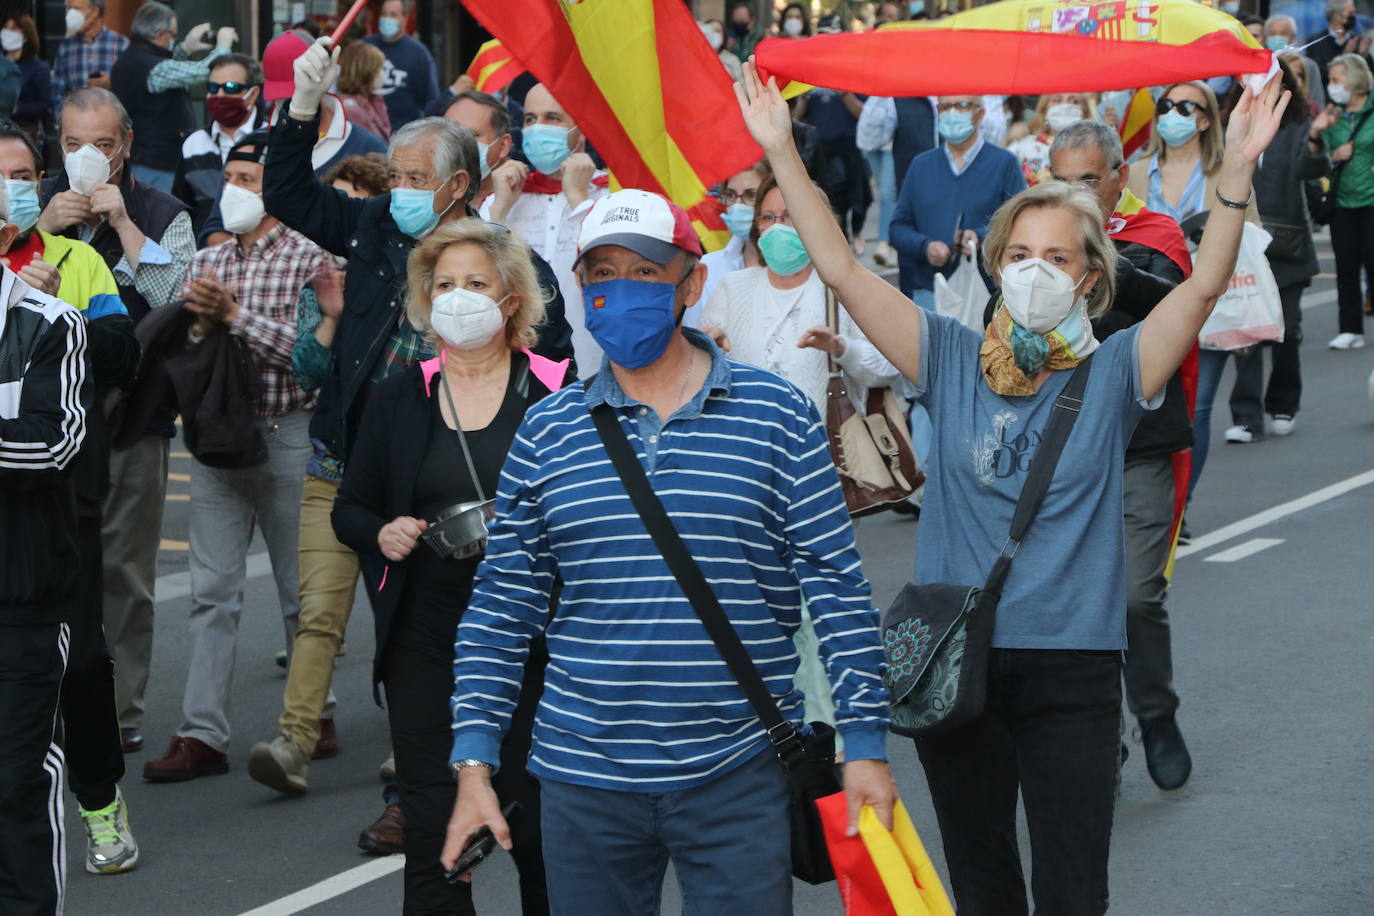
[{"x1": 736, "y1": 60, "x2": 1289, "y2": 913}]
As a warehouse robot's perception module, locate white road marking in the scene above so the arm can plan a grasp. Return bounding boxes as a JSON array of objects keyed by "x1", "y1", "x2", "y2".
[
  {"x1": 1301, "y1": 288, "x2": 1336, "y2": 311},
  {"x1": 1202, "y1": 537, "x2": 1285, "y2": 563},
  {"x1": 1179, "y1": 468, "x2": 1374, "y2": 559},
  {"x1": 236, "y1": 856, "x2": 405, "y2": 916}
]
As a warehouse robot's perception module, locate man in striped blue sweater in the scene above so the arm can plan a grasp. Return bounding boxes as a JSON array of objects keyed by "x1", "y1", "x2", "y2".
[{"x1": 442, "y1": 189, "x2": 896, "y2": 912}]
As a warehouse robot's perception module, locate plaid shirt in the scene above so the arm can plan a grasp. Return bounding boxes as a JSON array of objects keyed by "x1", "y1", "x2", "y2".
[
  {"x1": 183, "y1": 223, "x2": 328, "y2": 419},
  {"x1": 51, "y1": 27, "x2": 129, "y2": 112}
]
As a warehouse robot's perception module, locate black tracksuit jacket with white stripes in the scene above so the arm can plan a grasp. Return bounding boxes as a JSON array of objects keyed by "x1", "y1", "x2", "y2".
[{"x1": 0, "y1": 268, "x2": 91, "y2": 626}]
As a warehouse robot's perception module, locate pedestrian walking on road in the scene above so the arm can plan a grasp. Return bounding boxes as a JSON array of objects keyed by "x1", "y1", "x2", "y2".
[
  {"x1": 1316, "y1": 53, "x2": 1374, "y2": 350},
  {"x1": 736, "y1": 57, "x2": 1289, "y2": 914}
]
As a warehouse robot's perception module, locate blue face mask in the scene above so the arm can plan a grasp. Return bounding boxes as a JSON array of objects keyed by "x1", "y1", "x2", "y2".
[
  {"x1": 389, "y1": 183, "x2": 455, "y2": 239},
  {"x1": 722, "y1": 202, "x2": 754, "y2": 240},
  {"x1": 1265, "y1": 35, "x2": 1288, "y2": 51},
  {"x1": 583, "y1": 277, "x2": 680, "y2": 369},
  {"x1": 4, "y1": 179, "x2": 41, "y2": 234},
  {"x1": 938, "y1": 109, "x2": 976, "y2": 144},
  {"x1": 1156, "y1": 110, "x2": 1200, "y2": 148},
  {"x1": 476, "y1": 140, "x2": 491, "y2": 180},
  {"x1": 378, "y1": 17, "x2": 401, "y2": 39},
  {"x1": 757, "y1": 223, "x2": 811, "y2": 276},
  {"x1": 908, "y1": 0, "x2": 925, "y2": 15},
  {"x1": 523, "y1": 124, "x2": 572, "y2": 175}
]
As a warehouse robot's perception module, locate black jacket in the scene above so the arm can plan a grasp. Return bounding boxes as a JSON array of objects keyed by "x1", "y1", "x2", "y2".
[
  {"x1": 332, "y1": 352, "x2": 563, "y2": 688},
  {"x1": 893, "y1": 97, "x2": 937, "y2": 193},
  {"x1": 1254, "y1": 119, "x2": 1329, "y2": 291},
  {"x1": 262, "y1": 111, "x2": 575, "y2": 466},
  {"x1": 72, "y1": 306, "x2": 139, "y2": 517},
  {"x1": 110, "y1": 38, "x2": 194, "y2": 172}
]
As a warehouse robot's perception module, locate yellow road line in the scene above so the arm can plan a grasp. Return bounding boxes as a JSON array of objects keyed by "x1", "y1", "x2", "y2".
[
  {"x1": 166, "y1": 493, "x2": 189, "y2": 502},
  {"x1": 168, "y1": 472, "x2": 191, "y2": 482},
  {"x1": 159, "y1": 539, "x2": 189, "y2": 551},
  {"x1": 171, "y1": 451, "x2": 192, "y2": 459}
]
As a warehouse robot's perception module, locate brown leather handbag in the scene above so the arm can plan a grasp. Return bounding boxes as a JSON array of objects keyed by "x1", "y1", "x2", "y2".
[{"x1": 822, "y1": 288, "x2": 923, "y2": 517}]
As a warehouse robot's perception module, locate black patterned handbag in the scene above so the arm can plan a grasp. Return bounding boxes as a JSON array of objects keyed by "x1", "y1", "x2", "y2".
[{"x1": 884, "y1": 357, "x2": 1093, "y2": 739}]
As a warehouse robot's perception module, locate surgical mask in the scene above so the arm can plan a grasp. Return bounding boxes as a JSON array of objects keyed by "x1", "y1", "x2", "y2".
[
  {"x1": 999, "y1": 258, "x2": 1086, "y2": 332},
  {"x1": 1221, "y1": 1, "x2": 1239, "y2": 14},
  {"x1": 378, "y1": 17, "x2": 401, "y2": 39},
  {"x1": 1329, "y1": 82, "x2": 1352, "y2": 105},
  {"x1": 474, "y1": 140, "x2": 493, "y2": 180},
  {"x1": 430, "y1": 288, "x2": 508, "y2": 350},
  {"x1": 64, "y1": 7, "x2": 85, "y2": 37},
  {"x1": 730, "y1": 20, "x2": 750, "y2": 38},
  {"x1": 700, "y1": 23, "x2": 724, "y2": 51},
  {"x1": 64, "y1": 142, "x2": 116, "y2": 196},
  {"x1": 522, "y1": 124, "x2": 572, "y2": 175},
  {"x1": 389, "y1": 183, "x2": 455, "y2": 239},
  {"x1": 783, "y1": 18, "x2": 804, "y2": 36},
  {"x1": 220, "y1": 182, "x2": 266, "y2": 235},
  {"x1": 1156, "y1": 110, "x2": 1199, "y2": 147},
  {"x1": 758, "y1": 223, "x2": 811, "y2": 276},
  {"x1": 937, "y1": 109, "x2": 976, "y2": 144},
  {"x1": 1266, "y1": 35, "x2": 1289, "y2": 51},
  {"x1": 909, "y1": 0, "x2": 925, "y2": 14},
  {"x1": 583, "y1": 278, "x2": 680, "y2": 369},
  {"x1": 0, "y1": 29, "x2": 23, "y2": 52},
  {"x1": 4, "y1": 179, "x2": 40, "y2": 233},
  {"x1": 722, "y1": 203, "x2": 754, "y2": 240},
  {"x1": 1046, "y1": 103, "x2": 1084, "y2": 133}
]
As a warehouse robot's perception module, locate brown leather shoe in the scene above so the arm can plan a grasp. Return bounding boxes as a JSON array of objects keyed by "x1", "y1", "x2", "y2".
[
  {"x1": 312, "y1": 719, "x2": 338, "y2": 760},
  {"x1": 120, "y1": 728, "x2": 144, "y2": 753},
  {"x1": 357, "y1": 804, "x2": 405, "y2": 855},
  {"x1": 142, "y1": 736, "x2": 229, "y2": 782}
]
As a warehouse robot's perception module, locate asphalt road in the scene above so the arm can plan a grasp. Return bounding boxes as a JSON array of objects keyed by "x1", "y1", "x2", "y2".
[{"x1": 60, "y1": 237, "x2": 1374, "y2": 915}]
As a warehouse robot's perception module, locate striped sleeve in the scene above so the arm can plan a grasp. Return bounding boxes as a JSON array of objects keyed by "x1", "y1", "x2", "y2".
[
  {"x1": 782, "y1": 392, "x2": 891, "y2": 760},
  {"x1": 0, "y1": 309, "x2": 90, "y2": 482},
  {"x1": 449, "y1": 420, "x2": 558, "y2": 769}
]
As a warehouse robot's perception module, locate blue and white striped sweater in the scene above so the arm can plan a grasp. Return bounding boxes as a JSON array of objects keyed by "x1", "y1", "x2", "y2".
[{"x1": 450, "y1": 336, "x2": 889, "y2": 792}]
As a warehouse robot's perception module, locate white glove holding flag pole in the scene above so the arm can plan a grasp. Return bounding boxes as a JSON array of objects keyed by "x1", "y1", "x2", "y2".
[
  {"x1": 216, "y1": 26, "x2": 238, "y2": 49},
  {"x1": 180, "y1": 22, "x2": 212, "y2": 54},
  {"x1": 289, "y1": 36, "x2": 340, "y2": 120}
]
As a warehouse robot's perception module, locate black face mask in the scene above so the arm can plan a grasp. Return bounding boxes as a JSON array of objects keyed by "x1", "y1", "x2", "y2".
[{"x1": 730, "y1": 20, "x2": 750, "y2": 37}]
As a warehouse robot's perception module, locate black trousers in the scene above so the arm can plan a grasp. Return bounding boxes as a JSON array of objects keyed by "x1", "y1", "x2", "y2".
[
  {"x1": 60, "y1": 516, "x2": 125, "y2": 812},
  {"x1": 0, "y1": 622, "x2": 70, "y2": 916},
  {"x1": 1328, "y1": 206, "x2": 1374, "y2": 335},
  {"x1": 382, "y1": 585, "x2": 548, "y2": 916},
  {"x1": 915, "y1": 648, "x2": 1122, "y2": 916},
  {"x1": 1229, "y1": 283, "x2": 1304, "y2": 426}
]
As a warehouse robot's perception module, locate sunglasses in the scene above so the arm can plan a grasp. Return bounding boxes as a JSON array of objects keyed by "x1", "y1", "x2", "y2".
[
  {"x1": 1156, "y1": 98, "x2": 1202, "y2": 117},
  {"x1": 206, "y1": 81, "x2": 254, "y2": 95}
]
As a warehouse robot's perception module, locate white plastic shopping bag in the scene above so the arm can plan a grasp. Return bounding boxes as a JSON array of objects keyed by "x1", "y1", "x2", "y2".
[
  {"x1": 1198, "y1": 223, "x2": 1284, "y2": 351},
  {"x1": 933, "y1": 240, "x2": 986, "y2": 332},
  {"x1": 856, "y1": 96, "x2": 897, "y2": 153}
]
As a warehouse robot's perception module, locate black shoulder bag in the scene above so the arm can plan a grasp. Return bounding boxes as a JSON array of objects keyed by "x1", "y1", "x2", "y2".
[
  {"x1": 1312, "y1": 105, "x2": 1374, "y2": 226},
  {"x1": 884, "y1": 356, "x2": 1093, "y2": 739},
  {"x1": 590, "y1": 403, "x2": 842, "y2": 886}
]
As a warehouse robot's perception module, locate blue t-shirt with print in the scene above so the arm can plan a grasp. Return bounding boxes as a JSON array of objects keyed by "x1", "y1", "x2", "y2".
[{"x1": 906, "y1": 310, "x2": 1161, "y2": 650}]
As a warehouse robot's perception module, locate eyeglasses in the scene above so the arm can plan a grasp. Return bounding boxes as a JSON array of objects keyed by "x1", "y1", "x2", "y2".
[
  {"x1": 719, "y1": 188, "x2": 758, "y2": 206},
  {"x1": 757, "y1": 212, "x2": 792, "y2": 227},
  {"x1": 207, "y1": 81, "x2": 254, "y2": 95},
  {"x1": 1052, "y1": 168, "x2": 1120, "y2": 190},
  {"x1": 1155, "y1": 98, "x2": 1201, "y2": 117},
  {"x1": 935, "y1": 101, "x2": 983, "y2": 113}
]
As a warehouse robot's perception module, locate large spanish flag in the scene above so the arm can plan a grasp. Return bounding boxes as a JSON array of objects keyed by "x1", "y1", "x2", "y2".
[
  {"x1": 462, "y1": 0, "x2": 760, "y2": 251},
  {"x1": 755, "y1": 0, "x2": 1271, "y2": 96}
]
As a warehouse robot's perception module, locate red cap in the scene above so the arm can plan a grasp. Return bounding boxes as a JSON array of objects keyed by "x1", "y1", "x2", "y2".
[{"x1": 262, "y1": 29, "x2": 314, "y2": 102}]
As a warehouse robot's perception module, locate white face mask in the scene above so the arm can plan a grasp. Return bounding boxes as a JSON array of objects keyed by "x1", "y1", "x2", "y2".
[
  {"x1": 999, "y1": 258, "x2": 1087, "y2": 332},
  {"x1": 64, "y1": 142, "x2": 115, "y2": 196},
  {"x1": 430, "y1": 288, "x2": 508, "y2": 350},
  {"x1": 64, "y1": 7, "x2": 86, "y2": 36},
  {"x1": 220, "y1": 182, "x2": 266, "y2": 235},
  {"x1": 700, "y1": 23, "x2": 724, "y2": 50},
  {"x1": 1329, "y1": 82, "x2": 1351, "y2": 105},
  {"x1": 1, "y1": 29, "x2": 23, "y2": 52},
  {"x1": 783, "y1": 17, "x2": 804, "y2": 36},
  {"x1": 1046, "y1": 103, "x2": 1084, "y2": 133}
]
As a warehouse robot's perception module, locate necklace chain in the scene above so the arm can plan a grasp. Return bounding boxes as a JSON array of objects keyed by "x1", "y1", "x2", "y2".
[{"x1": 676, "y1": 346, "x2": 697, "y2": 408}]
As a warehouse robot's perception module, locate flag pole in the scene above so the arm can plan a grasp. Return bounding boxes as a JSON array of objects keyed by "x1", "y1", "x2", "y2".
[{"x1": 330, "y1": 0, "x2": 369, "y2": 44}]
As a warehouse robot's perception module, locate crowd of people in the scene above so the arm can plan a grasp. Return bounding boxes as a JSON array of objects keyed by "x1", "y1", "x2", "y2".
[{"x1": 0, "y1": 0, "x2": 1353, "y2": 913}]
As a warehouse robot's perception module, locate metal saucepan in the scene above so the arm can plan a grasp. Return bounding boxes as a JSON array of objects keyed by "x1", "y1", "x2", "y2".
[{"x1": 421, "y1": 498, "x2": 496, "y2": 561}]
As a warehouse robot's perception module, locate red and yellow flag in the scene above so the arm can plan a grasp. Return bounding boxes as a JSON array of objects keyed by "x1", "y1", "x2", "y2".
[
  {"x1": 461, "y1": 0, "x2": 761, "y2": 252},
  {"x1": 755, "y1": 0, "x2": 1271, "y2": 96},
  {"x1": 464, "y1": 38, "x2": 524, "y2": 94},
  {"x1": 1118, "y1": 87, "x2": 1155, "y2": 159}
]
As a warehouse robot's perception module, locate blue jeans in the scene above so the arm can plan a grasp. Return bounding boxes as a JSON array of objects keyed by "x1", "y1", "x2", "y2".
[
  {"x1": 538, "y1": 749, "x2": 793, "y2": 915},
  {"x1": 1188, "y1": 348, "x2": 1230, "y2": 501},
  {"x1": 132, "y1": 164, "x2": 175, "y2": 192},
  {"x1": 866, "y1": 148, "x2": 896, "y2": 243}
]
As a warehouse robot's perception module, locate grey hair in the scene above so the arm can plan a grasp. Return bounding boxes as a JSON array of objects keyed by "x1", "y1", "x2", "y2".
[
  {"x1": 211, "y1": 53, "x2": 264, "y2": 87},
  {"x1": 1264, "y1": 13, "x2": 1298, "y2": 33},
  {"x1": 59, "y1": 87, "x2": 132, "y2": 139},
  {"x1": 131, "y1": 1, "x2": 176, "y2": 41},
  {"x1": 1326, "y1": 0, "x2": 1351, "y2": 22},
  {"x1": 1332, "y1": 53, "x2": 1374, "y2": 95},
  {"x1": 388, "y1": 117, "x2": 480, "y2": 203},
  {"x1": 1048, "y1": 120, "x2": 1125, "y2": 170}
]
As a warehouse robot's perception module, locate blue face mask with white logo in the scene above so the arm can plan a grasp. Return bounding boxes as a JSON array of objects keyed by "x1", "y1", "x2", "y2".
[
  {"x1": 378, "y1": 17, "x2": 401, "y2": 39},
  {"x1": 722, "y1": 203, "x2": 754, "y2": 240},
  {"x1": 937, "y1": 109, "x2": 976, "y2": 144},
  {"x1": 1156, "y1": 110, "x2": 1200, "y2": 148},
  {"x1": 389, "y1": 184, "x2": 455, "y2": 239},
  {"x1": 583, "y1": 278, "x2": 680, "y2": 369},
  {"x1": 4, "y1": 179, "x2": 41, "y2": 233},
  {"x1": 523, "y1": 124, "x2": 572, "y2": 175}
]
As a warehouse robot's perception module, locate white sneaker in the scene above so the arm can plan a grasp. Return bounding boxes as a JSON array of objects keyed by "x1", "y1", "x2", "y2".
[
  {"x1": 1224, "y1": 425, "x2": 1256, "y2": 443},
  {"x1": 1328, "y1": 332, "x2": 1366, "y2": 350},
  {"x1": 872, "y1": 241, "x2": 896, "y2": 267},
  {"x1": 1270, "y1": 414, "x2": 1296, "y2": 436},
  {"x1": 80, "y1": 786, "x2": 139, "y2": 874}
]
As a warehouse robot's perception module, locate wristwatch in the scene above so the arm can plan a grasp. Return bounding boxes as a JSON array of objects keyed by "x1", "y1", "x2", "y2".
[{"x1": 451, "y1": 759, "x2": 493, "y2": 777}]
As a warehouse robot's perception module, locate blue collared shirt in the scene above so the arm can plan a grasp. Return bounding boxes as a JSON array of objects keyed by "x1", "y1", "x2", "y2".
[
  {"x1": 1146, "y1": 153, "x2": 1207, "y2": 223},
  {"x1": 943, "y1": 133, "x2": 986, "y2": 177}
]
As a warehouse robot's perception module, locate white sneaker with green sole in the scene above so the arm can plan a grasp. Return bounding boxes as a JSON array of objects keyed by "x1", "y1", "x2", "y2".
[{"x1": 80, "y1": 786, "x2": 140, "y2": 874}]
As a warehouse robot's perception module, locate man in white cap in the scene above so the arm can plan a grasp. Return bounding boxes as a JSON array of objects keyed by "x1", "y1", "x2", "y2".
[{"x1": 441, "y1": 189, "x2": 897, "y2": 911}]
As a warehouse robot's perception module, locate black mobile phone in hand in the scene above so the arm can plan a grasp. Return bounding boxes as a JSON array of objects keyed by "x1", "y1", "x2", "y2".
[{"x1": 444, "y1": 801, "x2": 520, "y2": 884}]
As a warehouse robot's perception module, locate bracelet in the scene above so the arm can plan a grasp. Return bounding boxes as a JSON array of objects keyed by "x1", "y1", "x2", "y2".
[
  {"x1": 451, "y1": 759, "x2": 493, "y2": 778},
  {"x1": 1215, "y1": 186, "x2": 1252, "y2": 210}
]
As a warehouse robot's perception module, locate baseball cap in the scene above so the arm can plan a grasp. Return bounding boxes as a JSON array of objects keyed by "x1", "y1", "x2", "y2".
[
  {"x1": 262, "y1": 29, "x2": 314, "y2": 102},
  {"x1": 576, "y1": 189, "x2": 703, "y2": 265}
]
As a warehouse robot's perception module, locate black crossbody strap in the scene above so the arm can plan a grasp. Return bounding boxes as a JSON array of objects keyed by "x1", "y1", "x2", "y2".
[
  {"x1": 589, "y1": 403, "x2": 810, "y2": 771},
  {"x1": 983, "y1": 355, "x2": 1093, "y2": 596}
]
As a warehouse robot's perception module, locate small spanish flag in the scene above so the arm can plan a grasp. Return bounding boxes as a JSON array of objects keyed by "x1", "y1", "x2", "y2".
[
  {"x1": 464, "y1": 38, "x2": 523, "y2": 95},
  {"x1": 592, "y1": 296, "x2": 606, "y2": 309},
  {"x1": 1119, "y1": 87, "x2": 1155, "y2": 159}
]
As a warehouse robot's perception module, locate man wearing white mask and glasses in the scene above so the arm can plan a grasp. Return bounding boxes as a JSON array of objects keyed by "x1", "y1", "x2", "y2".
[
  {"x1": 50, "y1": 0, "x2": 126, "y2": 111},
  {"x1": 142, "y1": 131, "x2": 330, "y2": 782}
]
